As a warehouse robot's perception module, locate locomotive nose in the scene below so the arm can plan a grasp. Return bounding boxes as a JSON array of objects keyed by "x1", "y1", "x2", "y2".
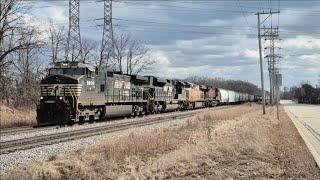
[
  {"x1": 37, "y1": 74, "x2": 82, "y2": 126},
  {"x1": 36, "y1": 99, "x2": 71, "y2": 126}
]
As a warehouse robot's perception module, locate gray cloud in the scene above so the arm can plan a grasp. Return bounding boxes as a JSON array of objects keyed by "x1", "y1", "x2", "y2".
[{"x1": 27, "y1": 0, "x2": 320, "y2": 88}]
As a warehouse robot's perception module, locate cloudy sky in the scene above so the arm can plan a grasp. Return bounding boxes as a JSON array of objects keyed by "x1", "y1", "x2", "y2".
[{"x1": 24, "y1": 0, "x2": 320, "y2": 89}]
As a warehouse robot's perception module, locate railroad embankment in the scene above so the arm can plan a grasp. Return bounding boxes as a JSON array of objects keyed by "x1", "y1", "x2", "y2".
[
  {"x1": 0, "y1": 105, "x2": 36, "y2": 128},
  {"x1": 2, "y1": 104, "x2": 320, "y2": 179}
]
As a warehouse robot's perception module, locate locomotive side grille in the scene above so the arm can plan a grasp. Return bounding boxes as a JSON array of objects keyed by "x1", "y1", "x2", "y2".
[{"x1": 41, "y1": 84, "x2": 82, "y2": 97}]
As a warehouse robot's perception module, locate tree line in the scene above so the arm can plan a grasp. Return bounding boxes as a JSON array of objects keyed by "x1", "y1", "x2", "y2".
[
  {"x1": 282, "y1": 83, "x2": 320, "y2": 104},
  {"x1": 185, "y1": 76, "x2": 261, "y2": 95}
]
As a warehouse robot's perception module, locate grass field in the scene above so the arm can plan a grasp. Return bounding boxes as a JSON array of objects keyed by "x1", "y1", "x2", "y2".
[
  {"x1": 3, "y1": 104, "x2": 320, "y2": 179},
  {"x1": 0, "y1": 104, "x2": 36, "y2": 128}
]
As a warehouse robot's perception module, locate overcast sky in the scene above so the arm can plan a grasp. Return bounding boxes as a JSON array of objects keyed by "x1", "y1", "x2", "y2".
[{"x1": 24, "y1": 0, "x2": 320, "y2": 89}]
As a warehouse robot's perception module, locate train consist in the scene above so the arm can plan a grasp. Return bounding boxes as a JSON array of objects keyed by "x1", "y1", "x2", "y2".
[{"x1": 37, "y1": 62, "x2": 260, "y2": 126}]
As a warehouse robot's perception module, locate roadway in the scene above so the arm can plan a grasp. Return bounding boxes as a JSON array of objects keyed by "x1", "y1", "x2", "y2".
[{"x1": 282, "y1": 100, "x2": 320, "y2": 168}]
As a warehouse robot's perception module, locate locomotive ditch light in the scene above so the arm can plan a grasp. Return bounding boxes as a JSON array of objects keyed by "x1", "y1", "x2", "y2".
[
  {"x1": 40, "y1": 97, "x2": 43, "y2": 100},
  {"x1": 61, "y1": 63, "x2": 68, "y2": 67},
  {"x1": 59, "y1": 97, "x2": 63, "y2": 100}
]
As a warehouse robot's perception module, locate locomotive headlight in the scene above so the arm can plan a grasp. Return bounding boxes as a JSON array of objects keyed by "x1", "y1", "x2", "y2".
[
  {"x1": 59, "y1": 97, "x2": 63, "y2": 100},
  {"x1": 40, "y1": 97, "x2": 43, "y2": 100}
]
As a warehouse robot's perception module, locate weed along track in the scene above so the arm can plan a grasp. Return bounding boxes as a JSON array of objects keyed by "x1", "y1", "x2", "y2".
[{"x1": 0, "y1": 106, "x2": 232, "y2": 154}]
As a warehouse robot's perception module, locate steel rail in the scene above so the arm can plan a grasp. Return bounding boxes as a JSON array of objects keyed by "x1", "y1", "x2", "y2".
[
  {"x1": 0, "y1": 126, "x2": 34, "y2": 136},
  {"x1": 0, "y1": 126, "x2": 57, "y2": 137}
]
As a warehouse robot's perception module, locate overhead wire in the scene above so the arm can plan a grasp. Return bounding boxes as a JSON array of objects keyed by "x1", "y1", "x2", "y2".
[
  {"x1": 18, "y1": 1, "x2": 320, "y2": 39},
  {"x1": 22, "y1": 0, "x2": 320, "y2": 16}
]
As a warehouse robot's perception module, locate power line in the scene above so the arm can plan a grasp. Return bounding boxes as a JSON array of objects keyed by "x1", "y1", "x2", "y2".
[
  {"x1": 25, "y1": 1, "x2": 320, "y2": 16},
  {"x1": 111, "y1": 18, "x2": 256, "y2": 30},
  {"x1": 95, "y1": 17, "x2": 320, "y2": 30}
]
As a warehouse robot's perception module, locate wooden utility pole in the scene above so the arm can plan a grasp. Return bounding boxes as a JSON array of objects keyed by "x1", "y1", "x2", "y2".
[
  {"x1": 257, "y1": 13, "x2": 266, "y2": 114},
  {"x1": 275, "y1": 74, "x2": 282, "y2": 120}
]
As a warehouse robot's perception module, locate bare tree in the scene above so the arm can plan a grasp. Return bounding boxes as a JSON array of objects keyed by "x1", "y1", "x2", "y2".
[
  {"x1": 48, "y1": 22, "x2": 66, "y2": 63},
  {"x1": 126, "y1": 39, "x2": 153, "y2": 75},
  {"x1": 0, "y1": 0, "x2": 44, "y2": 106},
  {"x1": 110, "y1": 32, "x2": 154, "y2": 75},
  {"x1": 82, "y1": 38, "x2": 99, "y2": 63},
  {"x1": 0, "y1": 0, "x2": 39, "y2": 68},
  {"x1": 12, "y1": 26, "x2": 43, "y2": 107},
  {"x1": 112, "y1": 32, "x2": 130, "y2": 73}
]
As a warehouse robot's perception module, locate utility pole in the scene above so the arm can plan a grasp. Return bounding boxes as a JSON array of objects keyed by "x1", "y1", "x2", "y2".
[
  {"x1": 275, "y1": 74, "x2": 282, "y2": 120},
  {"x1": 256, "y1": 11, "x2": 280, "y2": 115},
  {"x1": 66, "y1": 0, "x2": 83, "y2": 62},
  {"x1": 257, "y1": 13, "x2": 266, "y2": 115},
  {"x1": 100, "y1": 0, "x2": 114, "y2": 68}
]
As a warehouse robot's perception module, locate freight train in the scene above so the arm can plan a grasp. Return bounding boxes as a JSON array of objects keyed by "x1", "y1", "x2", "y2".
[{"x1": 37, "y1": 62, "x2": 260, "y2": 126}]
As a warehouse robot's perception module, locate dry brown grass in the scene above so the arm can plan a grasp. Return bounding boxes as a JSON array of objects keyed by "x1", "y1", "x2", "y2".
[
  {"x1": 3, "y1": 104, "x2": 320, "y2": 179},
  {"x1": 0, "y1": 104, "x2": 36, "y2": 128}
]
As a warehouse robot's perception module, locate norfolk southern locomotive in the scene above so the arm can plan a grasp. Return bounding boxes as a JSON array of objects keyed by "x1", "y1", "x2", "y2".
[{"x1": 37, "y1": 61, "x2": 259, "y2": 126}]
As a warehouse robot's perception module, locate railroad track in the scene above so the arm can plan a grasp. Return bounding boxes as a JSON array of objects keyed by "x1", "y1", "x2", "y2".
[
  {"x1": 0, "y1": 126, "x2": 58, "y2": 137},
  {"x1": 0, "y1": 106, "x2": 233, "y2": 154},
  {"x1": 0, "y1": 126, "x2": 35, "y2": 136}
]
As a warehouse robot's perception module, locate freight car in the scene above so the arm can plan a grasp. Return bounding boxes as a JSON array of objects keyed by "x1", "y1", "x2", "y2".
[
  {"x1": 209, "y1": 88, "x2": 255, "y2": 105},
  {"x1": 37, "y1": 62, "x2": 257, "y2": 126}
]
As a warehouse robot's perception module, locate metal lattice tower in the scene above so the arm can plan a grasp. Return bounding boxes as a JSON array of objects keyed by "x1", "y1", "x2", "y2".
[
  {"x1": 263, "y1": 26, "x2": 281, "y2": 105},
  {"x1": 100, "y1": 0, "x2": 114, "y2": 67},
  {"x1": 66, "y1": 0, "x2": 83, "y2": 62}
]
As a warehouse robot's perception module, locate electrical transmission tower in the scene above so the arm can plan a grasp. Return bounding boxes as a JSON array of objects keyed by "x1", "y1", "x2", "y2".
[
  {"x1": 66, "y1": 0, "x2": 83, "y2": 62},
  {"x1": 262, "y1": 26, "x2": 281, "y2": 105},
  {"x1": 100, "y1": 0, "x2": 114, "y2": 68}
]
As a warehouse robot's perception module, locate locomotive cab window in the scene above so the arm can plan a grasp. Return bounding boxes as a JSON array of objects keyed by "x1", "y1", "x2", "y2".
[{"x1": 49, "y1": 68, "x2": 85, "y2": 76}]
